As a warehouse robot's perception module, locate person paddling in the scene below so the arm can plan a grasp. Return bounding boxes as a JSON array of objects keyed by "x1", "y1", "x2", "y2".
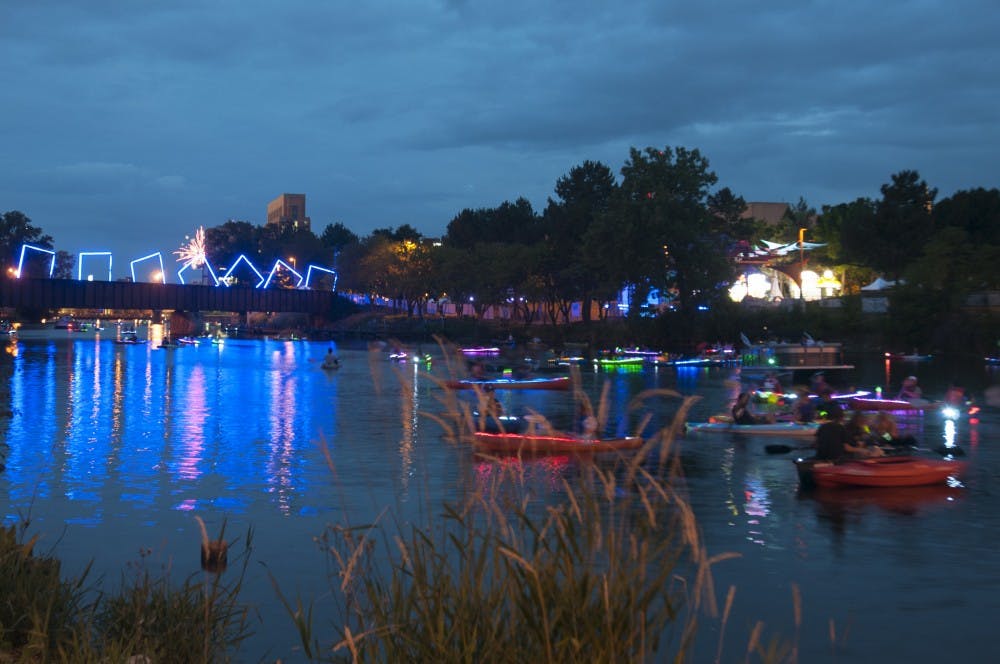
[
  {"x1": 731, "y1": 392, "x2": 774, "y2": 424},
  {"x1": 814, "y1": 404, "x2": 874, "y2": 461}
]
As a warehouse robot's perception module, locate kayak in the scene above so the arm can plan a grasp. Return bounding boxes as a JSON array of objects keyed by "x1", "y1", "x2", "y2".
[
  {"x1": 847, "y1": 397, "x2": 939, "y2": 413},
  {"x1": 796, "y1": 455, "x2": 967, "y2": 489},
  {"x1": 473, "y1": 431, "x2": 644, "y2": 455},
  {"x1": 685, "y1": 421, "x2": 820, "y2": 438},
  {"x1": 445, "y1": 376, "x2": 572, "y2": 391}
]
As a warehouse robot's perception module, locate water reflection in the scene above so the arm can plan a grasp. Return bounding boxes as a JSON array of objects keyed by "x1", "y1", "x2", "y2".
[
  {"x1": 267, "y1": 344, "x2": 301, "y2": 515},
  {"x1": 398, "y1": 361, "x2": 420, "y2": 494},
  {"x1": 2, "y1": 343, "x2": 998, "y2": 662},
  {"x1": 803, "y1": 484, "x2": 963, "y2": 519}
]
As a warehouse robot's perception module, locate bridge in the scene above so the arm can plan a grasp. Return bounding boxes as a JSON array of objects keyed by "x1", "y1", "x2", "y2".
[{"x1": 0, "y1": 277, "x2": 346, "y2": 316}]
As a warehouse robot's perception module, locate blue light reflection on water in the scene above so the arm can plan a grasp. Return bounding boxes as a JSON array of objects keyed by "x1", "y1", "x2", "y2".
[{"x1": 2, "y1": 339, "x2": 1000, "y2": 662}]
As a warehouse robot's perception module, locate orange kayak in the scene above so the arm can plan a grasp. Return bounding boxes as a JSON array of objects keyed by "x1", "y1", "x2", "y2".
[{"x1": 801, "y1": 456, "x2": 966, "y2": 488}]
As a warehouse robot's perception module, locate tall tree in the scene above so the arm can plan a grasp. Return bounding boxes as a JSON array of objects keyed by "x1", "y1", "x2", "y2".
[
  {"x1": 614, "y1": 146, "x2": 735, "y2": 314},
  {"x1": 932, "y1": 187, "x2": 1000, "y2": 245},
  {"x1": 204, "y1": 220, "x2": 261, "y2": 273},
  {"x1": 1, "y1": 210, "x2": 54, "y2": 277},
  {"x1": 54, "y1": 250, "x2": 75, "y2": 279},
  {"x1": 444, "y1": 198, "x2": 540, "y2": 248},
  {"x1": 541, "y1": 160, "x2": 618, "y2": 322},
  {"x1": 320, "y1": 222, "x2": 359, "y2": 250},
  {"x1": 874, "y1": 170, "x2": 937, "y2": 280}
]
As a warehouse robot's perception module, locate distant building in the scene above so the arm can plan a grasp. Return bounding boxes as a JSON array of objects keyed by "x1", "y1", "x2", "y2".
[
  {"x1": 266, "y1": 194, "x2": 311, "y2": 232},
  {"x1": 741, "y1": 202, "x2": 790, "y2": 225}
]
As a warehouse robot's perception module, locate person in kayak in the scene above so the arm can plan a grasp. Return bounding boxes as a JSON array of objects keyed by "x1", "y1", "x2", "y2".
[
  {"x1": 814, "y1": 404, "x2": 874, "y2": 460},
  {"x1": 872, "y1": 412, "x2": 918, "y2": 448},
  {"x1": 791, "y1": 387, "x2": 817, "y2": 423},
  {"x1": 731, "y1": 392, "x2": 775, "y2": 424},
  {"x1": 897, "y1": 375, "x2": 923, "y2": 401}
]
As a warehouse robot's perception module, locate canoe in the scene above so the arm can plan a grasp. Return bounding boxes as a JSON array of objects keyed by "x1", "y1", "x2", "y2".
[
  {"x1": 445, "y1": 376, "x2": 571, "y2": 391},
  {"x1": 685, "y1": 421, "x2": 820, "y2": 438},
  {"x1": 847, "y1": 397, "x2": 938, "y2": 413},
  {"x1": 797, "y1": 456, "x2": 967, "y2": 489},
  {"x1": 473, "y1": 431, "x2": 643, "y2": 454}
]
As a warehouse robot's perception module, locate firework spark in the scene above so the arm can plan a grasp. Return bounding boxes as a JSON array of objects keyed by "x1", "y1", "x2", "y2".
[{"x1": 175, "y1": 226, "x2": 208, "y2": 269}]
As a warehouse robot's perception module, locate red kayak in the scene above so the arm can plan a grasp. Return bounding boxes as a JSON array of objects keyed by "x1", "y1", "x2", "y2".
[
  {"x1": 801, "y1": 456, "x2": 966, "y2": 489},
  {"x1": 473, "y1": 431, "x2": 643, "y2": 455},
  {"x1": 445, "y1": 376, "x2": 571, "y2": 391}
]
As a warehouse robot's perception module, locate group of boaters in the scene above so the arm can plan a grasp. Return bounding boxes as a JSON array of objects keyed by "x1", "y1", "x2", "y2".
[{"x1": 731, "y1": 372, "x2": 951, "y2": 462}]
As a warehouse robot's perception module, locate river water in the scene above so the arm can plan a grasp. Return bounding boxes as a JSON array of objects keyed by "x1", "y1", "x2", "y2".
[{"x1": 1, "y1": 331, "x2": 998, "y2": 663}]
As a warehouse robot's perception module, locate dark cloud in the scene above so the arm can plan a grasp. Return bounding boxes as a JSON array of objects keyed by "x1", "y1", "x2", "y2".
[{"x1": 0, "y1": 0, "x2": 997, "y2": 273}]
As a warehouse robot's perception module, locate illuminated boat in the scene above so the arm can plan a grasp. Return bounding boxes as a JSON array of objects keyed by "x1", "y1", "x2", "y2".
[
  {"x1": 445, "y1": 376, "x2": 571, "y2": 391},
  {"x1": 685, "y1": 420, "x2": 820, "y2": 438},
  {"x1": 592, "y1": 356, "x2": 645, "y2": 367},
  {"x1": 389, "y1": 350, "x2": 432, "y2": 364},
  {"x1": 796, "y1": 455, "x2": 967, "y2": 489},
  {"x1": 884, "y1": 352, "x2": 933, "y2": 362},
  {"x1": 114, "y1": 331, "x2": 145, "y2": 345},
  {"x1": 847, "y1": 397, "x2": 939, "y2": 413},
  {"x1": 460, "y1": 346, "x2": 500, "y2": 356},
  {"x1": 473, "y1": 431, "x2": 643, "y2": 455},
  {"x1": 655, "y1": 356, "x2": 719, "y2": 367}
]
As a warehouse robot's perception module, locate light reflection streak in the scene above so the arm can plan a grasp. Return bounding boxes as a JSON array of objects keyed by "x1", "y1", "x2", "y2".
[
  {"x1": 743, "y1": 474, "x2": 771, "y2": 547},
  {"x1": 176, "y1": 366, "x2": 208, "y2": 481},
  {"x1": 473, "y1": 454, "x2": 572, "y2": 492},
  {"x1": 267, "y1": 345, "x2": 298, "y2": 514},
  {"x1": 397, "y1": 361, "x2": 419, "y2": 493}
]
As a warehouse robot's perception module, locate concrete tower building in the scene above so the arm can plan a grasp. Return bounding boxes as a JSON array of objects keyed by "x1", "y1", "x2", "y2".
[{"x1": 266, "y1": 194, "x2": 311, "y2": 232}]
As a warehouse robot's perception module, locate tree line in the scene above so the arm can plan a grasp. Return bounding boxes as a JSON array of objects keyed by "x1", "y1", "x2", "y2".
[{"x1": 4, "y1": 145, "x2": 999, "y2": 333}]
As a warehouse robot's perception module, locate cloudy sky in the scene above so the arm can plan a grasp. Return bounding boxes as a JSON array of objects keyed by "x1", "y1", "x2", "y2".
[{"x1": 1, "y1": 0, "x2": 997, "y2": 276}]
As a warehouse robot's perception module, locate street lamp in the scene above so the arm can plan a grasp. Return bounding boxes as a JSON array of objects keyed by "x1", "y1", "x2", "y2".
[
  {"x1": 798, "y1": 228, "x2": 806, "y2": 301},
  {"x1": 289, "y1": 256, "x2": 296, "y2": 270}
]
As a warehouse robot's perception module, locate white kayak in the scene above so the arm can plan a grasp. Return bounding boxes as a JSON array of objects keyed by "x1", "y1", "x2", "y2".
[{"x1": 685, "y1": 421, "x2": 820, "y2": 438}]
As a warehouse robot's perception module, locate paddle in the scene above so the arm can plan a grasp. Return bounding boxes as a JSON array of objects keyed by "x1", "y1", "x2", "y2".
[{"x1": 765, "y1": 443, "x2": 814, "y2": 455}]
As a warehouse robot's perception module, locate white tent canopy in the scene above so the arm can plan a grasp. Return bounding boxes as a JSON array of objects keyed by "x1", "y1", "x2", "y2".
[
  {"x1": 759, "y1": 239, "x2": 828, "y2": 255},
  {"x1": 861, "y1": 277, "x2": 900, "y2": 291}
]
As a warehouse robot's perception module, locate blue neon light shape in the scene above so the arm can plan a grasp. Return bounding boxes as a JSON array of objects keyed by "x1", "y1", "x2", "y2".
[
  {"x1": 177, "y1": 261, "x2": 220, "y2": 286},
  {"x1": 78, "y1": 251, "x2": 113, "y2": 281},
  {"x1": 16, "y1": 244, "x2": 56, "y2": 278},
  {"x1": 129, "y1": 252, "x2": 166, "y2": 283},
  {"x1": 304, "y1": 265, "x2": 338, "y2": 291},
  {"x1": 221, "y1": 254, "x2": 265, "y2": 287},
  {"x1": 261, "y1": 259, "x2": 304, "y2": 289}
]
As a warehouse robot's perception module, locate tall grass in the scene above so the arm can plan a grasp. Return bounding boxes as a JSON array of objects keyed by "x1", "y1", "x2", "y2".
[
  {"x1": 0, "y1": 521, "x2": 254, "y2": 662},
  {"x1": 282, "y1": 341, "x2": 798, "y2": 662}
]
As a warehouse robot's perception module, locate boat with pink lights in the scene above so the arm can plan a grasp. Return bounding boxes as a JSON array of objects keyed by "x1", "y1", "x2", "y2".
[
  {"x1": 847, "y1": 397, "x2": 940, "y2": 413},
  {"x1": 473, "y1": 431, "x2": 643, "y2": 455}
]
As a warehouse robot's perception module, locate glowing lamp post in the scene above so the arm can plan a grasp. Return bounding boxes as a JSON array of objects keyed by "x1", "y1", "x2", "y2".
[{"x1": 798, "y1": 227, "x2": 806, "y2": 302}]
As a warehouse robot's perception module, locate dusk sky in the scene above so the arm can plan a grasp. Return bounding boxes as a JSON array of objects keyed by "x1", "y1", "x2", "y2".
[{"x1": 2, "y1": 1, "x2": 997, "y2": 277}]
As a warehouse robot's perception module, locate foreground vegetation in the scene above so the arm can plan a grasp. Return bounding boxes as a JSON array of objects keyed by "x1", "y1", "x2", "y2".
[{"x1": 0, "y1": 523, "x2": 252, "y2": 662}]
